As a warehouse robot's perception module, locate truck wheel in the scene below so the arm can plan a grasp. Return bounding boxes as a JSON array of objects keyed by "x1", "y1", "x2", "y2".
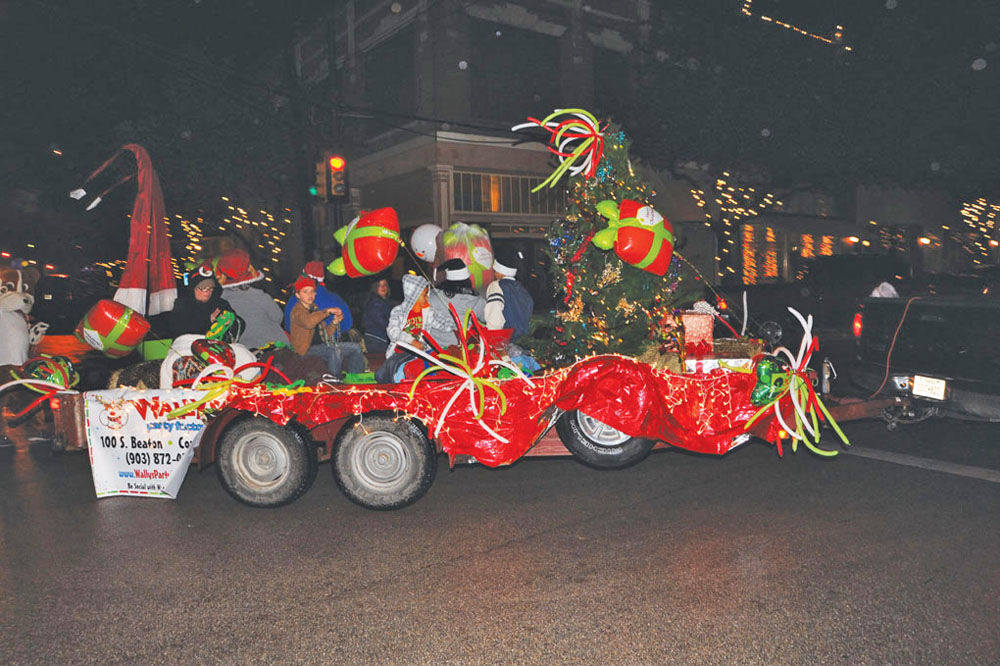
[
  {"x1": 216, "y1": 417, "x2": 318, "y2": 508},
  {"x1": 556, "y1": 409, "x2": 656, "y2": 469},
  {"x1": 333, "y1": 412, "x2": 437, "y2": 510},
  {"x1": 758, "y1": 320, "x2": 783, "y2": 347}
]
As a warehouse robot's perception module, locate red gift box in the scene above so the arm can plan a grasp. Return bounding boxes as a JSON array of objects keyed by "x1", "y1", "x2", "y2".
[
  {"x1": 75, "y1": 299, "x2": 150, "y2": 358},
  {"x1": 680, "y1": 311, "x2": 713, "y2": 354}
]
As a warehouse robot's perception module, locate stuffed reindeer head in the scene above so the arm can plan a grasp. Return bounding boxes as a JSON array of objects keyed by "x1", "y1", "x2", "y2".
[{"x1": 0, "y1": 264, "x2": 40, "y2": 315}]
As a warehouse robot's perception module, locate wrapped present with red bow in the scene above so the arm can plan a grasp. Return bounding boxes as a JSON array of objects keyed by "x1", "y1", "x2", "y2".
[{"x1": 680, "y1": 311, "x2": 713, "y2": 355}]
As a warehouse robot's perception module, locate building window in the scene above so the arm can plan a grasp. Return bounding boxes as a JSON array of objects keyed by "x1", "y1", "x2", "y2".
[
  {"x1": 742, "y1": 225, "x2": 757, "y2": 285},
  {"x1": 453, "y1": 172, "x2": 564, "y2": 215},
  {"x1": 819, "y1": 235, "x2": 835, "y2": 256},
  {"x1": 800, "y1": 234, "x2": 815, "y2": 259}
]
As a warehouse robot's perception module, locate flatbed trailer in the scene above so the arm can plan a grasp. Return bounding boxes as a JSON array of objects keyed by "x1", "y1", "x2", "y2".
[
  {"x1": 48, "y1": 356, "x2": 909, "y2": 510},
  {"x1": 52, "y1": 392, "x2": 906, "y2": 461}
]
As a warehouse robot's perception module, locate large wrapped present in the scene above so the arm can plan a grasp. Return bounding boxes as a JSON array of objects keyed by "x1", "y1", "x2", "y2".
[
  {"x1": 75, "y1": 299, "x2": 150, "y2": 358},
  {"x1": 680, "y1": 311, "x2": 713, "y2": 354}
]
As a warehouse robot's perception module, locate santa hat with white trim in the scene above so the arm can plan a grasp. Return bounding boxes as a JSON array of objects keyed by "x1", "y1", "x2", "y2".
[
  {"x1": 215, "y1": 248, "x2": 263, "y2": 288},
  {"x1": 302, "y1": 261, "x2": 325, "y2": 284}
]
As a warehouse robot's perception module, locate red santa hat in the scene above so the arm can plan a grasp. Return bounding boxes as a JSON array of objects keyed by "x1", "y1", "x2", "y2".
[
  {"x1": 216, "y1": 249, "x2": 264, "y2": 288},
  {"x1": 302, "y1": 261, "x2": 325, "y2": 283}
]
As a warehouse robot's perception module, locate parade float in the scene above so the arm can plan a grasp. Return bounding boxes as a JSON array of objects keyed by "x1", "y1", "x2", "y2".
[{"x1": 14, "y1": 116, "x2": 905, "y2": 508}]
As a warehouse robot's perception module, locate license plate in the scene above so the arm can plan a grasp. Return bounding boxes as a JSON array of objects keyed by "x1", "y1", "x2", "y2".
[{"x1": 912, "y1": 375, "x2": 947, "y2": 401}]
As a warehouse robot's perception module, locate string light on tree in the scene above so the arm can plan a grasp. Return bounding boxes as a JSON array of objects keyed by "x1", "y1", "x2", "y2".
[
  {"x1": 763, "y1": 226, "x2": 778, "y2": 279},
  {"x1": 800, "y1": 234, "x2": 815, "y2": 259},
  {"x1": 165, "y1": 196, "x2": 293, "y2": 282},
  {"x1": 959, "y1": 198, "x2": 1000, "y2": 265},
  {"x1": 95, "y1": 196, "x2": 293, "y2": 288},
  {"x1": 741, "y1": 0, "x2": 853, "y2": 52},
  {"x1": 687, "y1": 172, "x2": 781, "y2": 282}
]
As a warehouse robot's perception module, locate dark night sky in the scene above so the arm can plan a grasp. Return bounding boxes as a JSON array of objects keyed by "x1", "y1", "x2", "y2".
[
  {"x1": 653, "y1": 0, "x2": 1000, "y2": 193},
  {"x1": 3, "y1": 0, "x2": 1000, "y2": 267}
]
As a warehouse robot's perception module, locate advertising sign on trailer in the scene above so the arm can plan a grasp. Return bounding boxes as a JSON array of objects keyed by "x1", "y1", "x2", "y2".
[{"x1": 85, "y1": 389, "x2": 225, "y2": 498}]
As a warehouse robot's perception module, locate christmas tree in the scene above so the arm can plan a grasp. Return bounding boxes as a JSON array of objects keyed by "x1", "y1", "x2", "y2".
[{"x1": 519, "y1": 112, "x2": 703, "y2": 363}]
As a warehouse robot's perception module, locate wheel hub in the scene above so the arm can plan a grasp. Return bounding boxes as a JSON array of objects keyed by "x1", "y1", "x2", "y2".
[
  {"x1": 234, "y1": 433, "x2": 289, "y2": 488},
  {"x1": 354, "y1": 432, "x2": 409, "y2": 488},
  {"x1": 577, "y1": 411, "x2": 629, "y2": 447}
]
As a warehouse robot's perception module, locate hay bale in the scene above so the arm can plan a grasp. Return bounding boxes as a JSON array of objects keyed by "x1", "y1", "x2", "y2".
[{"x1": 107, "y1": 360, "x2": 162, "y2": 389}]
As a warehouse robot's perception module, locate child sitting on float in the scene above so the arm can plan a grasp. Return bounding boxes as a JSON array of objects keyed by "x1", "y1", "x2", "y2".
[
  {"x1": 288, "y1": 276, "x2": 365, "y2": 380},
  {"x1": 484, "y1": 248, "x2": 533, "y2": 341},
  {"x1": 375, "y1": 274, "x2": 439, "y2": 383},
  {"x1": 427, "y1": 258, "x2": 485, "y2": 346}
]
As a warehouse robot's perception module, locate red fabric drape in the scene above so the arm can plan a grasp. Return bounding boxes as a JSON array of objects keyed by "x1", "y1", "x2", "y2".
[{"x1": 87, "y1": 144, "x2": 176, "y2": 315}]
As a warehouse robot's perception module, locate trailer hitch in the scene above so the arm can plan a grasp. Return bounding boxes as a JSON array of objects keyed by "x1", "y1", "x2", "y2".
[{"x1": 882, "y1": 402, "x2": 938, "y2": 431}]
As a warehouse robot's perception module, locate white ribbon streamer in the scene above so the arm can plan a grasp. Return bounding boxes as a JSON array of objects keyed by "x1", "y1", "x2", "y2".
[{"x1": 393, "y1": 336, "x2": 535, "y2": 444}]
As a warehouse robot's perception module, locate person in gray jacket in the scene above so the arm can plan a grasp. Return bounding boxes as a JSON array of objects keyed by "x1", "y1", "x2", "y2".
[
  {"x1": 427, "y1": 258, "x2": 486, "y2": 346},
  {"x1": 224, "y1": 284, "x2": 288, "y2": 349},
  {"x1": 214, "y1": 248, "x2": 287, "y2": 349}
]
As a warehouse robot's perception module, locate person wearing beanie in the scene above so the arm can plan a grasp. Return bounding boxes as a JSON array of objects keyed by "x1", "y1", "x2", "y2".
[
  {"x1": 168, "y1": 269, "x2": 242, "y2": 339},
  {"x1": 484, "y1": 248, "x2": 533, "y2": 340},
  {"x1": 426, "y1": 258, "x2": 485, "y2": 347},
  {"x1": 288, "y1": 276, "x2": 365, "y2": 379},
  {"x1": 283, "y1": 261, "x2": 354, "y2": 335}
]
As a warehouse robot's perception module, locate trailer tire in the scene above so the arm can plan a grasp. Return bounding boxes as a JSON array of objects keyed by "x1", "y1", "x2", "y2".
[
  {"x1": 556, "y1": 409, "x2": 655, "y2": 470},
  {"x1": 216, "y1": 417, "x2": 318, "y2": 508},
  {"x1": 333, "y1": 412, "x2": 436, "y2": 510}
]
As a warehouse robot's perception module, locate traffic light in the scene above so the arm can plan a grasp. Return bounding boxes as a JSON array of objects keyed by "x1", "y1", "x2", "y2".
[
  {"x1": 329, "y1": 154, "x2": 347, "y2": 198},
  {"x1": 311, "y1": 159, "x2": 328, "y2": 199}
]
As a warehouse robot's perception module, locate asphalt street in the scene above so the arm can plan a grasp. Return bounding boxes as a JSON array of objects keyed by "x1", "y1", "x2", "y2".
[{"x1": 1, "y1": 403, "x2": 998, "y2": 664}]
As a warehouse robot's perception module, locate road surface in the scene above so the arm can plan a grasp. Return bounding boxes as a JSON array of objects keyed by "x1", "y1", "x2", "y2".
[{"x1": 1, "y1": 406, "x2": 997, "y2": 664}]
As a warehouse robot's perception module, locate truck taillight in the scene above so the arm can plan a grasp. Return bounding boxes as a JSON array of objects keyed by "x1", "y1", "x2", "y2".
[{"x1": 852, "y1": 312, "x2": 863, "y2": 338}]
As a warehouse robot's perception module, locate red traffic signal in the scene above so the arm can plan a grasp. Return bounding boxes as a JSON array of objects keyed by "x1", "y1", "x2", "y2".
[{"x1": 329, "y1": 154, "x2": 348, "y2": 197}]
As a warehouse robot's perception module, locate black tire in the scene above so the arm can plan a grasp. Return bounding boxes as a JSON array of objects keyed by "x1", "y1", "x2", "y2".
[
  {"x1": 333, "y1": 412, "x2": 437, "y2": 510},
  {"x1": 216, "y1": 417, "x2": 318, "y2": 508},
  {"x1": 757, "y1": 319, "x2": 784, "y2": 347},
  {"x1": 556, "y1": 409, "x2": 656, "y2": 470}
]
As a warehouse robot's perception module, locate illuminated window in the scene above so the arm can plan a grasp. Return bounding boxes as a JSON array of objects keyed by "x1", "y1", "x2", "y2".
[
  {"x1": 800, "y1": 234, "x2": 815, "y2": 258},
  {"x1": 819, "y1": 235, "x2": 835, "y2": 256},
  {"x1": 453, "y1": 172, "x2": 564, "y2": 215},
  {"x1": 763, "y1": 227, "x2": 778, "y2": 279},
  {"x1": 742, "y1": 225, "x2": 757, "y2": 285}
]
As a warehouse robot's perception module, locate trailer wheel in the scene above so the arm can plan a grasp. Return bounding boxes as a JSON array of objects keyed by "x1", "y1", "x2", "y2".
[
  {"x1": 556, "y1": 409, "x2": 655, "y2": 470},
  {"x1": 333, "y1": 412, "x2": 437, "y2": 510},
  {"x1": 216, "y1": 417, "x2": 318, "y2": 508}
]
